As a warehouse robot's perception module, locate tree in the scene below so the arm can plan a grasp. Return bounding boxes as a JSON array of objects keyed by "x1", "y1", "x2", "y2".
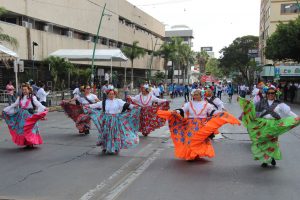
[
  {"x1": 196, "y1": 51, "x2": 209, "y2": 73},
  {"x1": 158, "y1": 40, "x2": 175, "y2": 83},
  {"x1": 0, "y1": 7, "x2": 18, "y2": 48},
  {"x1": 265, "y1": 16, "x2": 300, "y2": 62},
  {"x1": 152, "y1": 71, "x2": 165, "y2": 84},
  {"x1": 122, "y1": 41, "x2": 146, "y2": 90},
  {"x1": 178, "y1": 43, "x2": 194, "y2": 84},
  {"x1": 219, "y1": 35, "x2": 259, "y2": 86},
  {"x1": 205, "y1": 58, "x2": 225, "y2": 79},
  {"x1": 43, "y1": 56, "x2": 74, "y2": 90}
]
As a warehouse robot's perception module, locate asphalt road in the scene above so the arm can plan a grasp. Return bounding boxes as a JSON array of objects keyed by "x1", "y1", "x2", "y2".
[{"x1": 1, "y1": 95, "x2": 300, "y2": 200}]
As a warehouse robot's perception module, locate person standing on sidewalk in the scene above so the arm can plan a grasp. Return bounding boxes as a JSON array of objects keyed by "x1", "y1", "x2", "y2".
[
  {"x1": 289, "y1": 82, "x2": 297, "y2": 103},
  {"x1": 6, "y1": 81, "x2": 16, "y2": 105}
]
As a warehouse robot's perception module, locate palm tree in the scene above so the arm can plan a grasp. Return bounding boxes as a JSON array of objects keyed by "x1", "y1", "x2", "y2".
[
  {"x1": 196, "y1": 51, "x2": 209, "y2": 74},
  {"x1": 179, "y1": 44, "x2": 194, "y2": 84},
  {"x1": 0, "y1": 7, "x2": 18, "y2": 48},
  {"x1": 122, "y1": 41, "x2": 145, "y2": 91}
]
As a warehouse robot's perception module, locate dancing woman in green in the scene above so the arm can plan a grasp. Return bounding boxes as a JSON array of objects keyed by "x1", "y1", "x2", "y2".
[{"x1": 239, "y1": 87, "x2": 300, "y2": 167}]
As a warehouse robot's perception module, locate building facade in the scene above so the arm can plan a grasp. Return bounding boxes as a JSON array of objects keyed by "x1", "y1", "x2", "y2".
[
  {"x1": 0, "y1": 0, "x2": 165, "y2": 88},
  {"x1": 259, "y1": 0, "x2": 299, "y2": 65}
]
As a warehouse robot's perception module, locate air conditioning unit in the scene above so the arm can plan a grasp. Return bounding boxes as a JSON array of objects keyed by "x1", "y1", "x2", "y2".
[
  {"x1": 44, "y1": 25, "x2": 49, "y2": 32},
  {"x1": 22, "y1": 21, "x2": 32, "y2": 29},
  {"x1": 86, "y1": 36, "x2": 93, "y2": 42},
  {"x1": 67, "y1": 30, "x2": 73, "y2": 38}
]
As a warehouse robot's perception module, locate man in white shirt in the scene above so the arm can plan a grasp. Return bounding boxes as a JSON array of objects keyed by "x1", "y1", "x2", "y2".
[{"x1": 36, "y1": 83, "x2": 50, "y2": 106}]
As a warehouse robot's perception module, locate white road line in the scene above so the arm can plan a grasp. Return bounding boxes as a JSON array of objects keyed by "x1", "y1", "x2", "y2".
[
  {"x1": 103, "y1": 149, "x2": 163, "y2": 200},
  {"x1": 80, "y1": 143, "x2": 162, "y2": 200}
]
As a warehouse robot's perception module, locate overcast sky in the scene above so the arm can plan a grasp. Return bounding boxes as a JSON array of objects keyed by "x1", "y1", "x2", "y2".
[{"x1": 127, "y1": 0, "x2": 260, "y2": 58}]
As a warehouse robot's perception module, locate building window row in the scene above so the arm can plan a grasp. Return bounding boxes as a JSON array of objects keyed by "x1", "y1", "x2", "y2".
[
  {"x1": 0, "y1": 12, "x2": 159, "y2": 50},
  {"x1": 281, "y1": 3, "x2": 300, "y2": 14}
]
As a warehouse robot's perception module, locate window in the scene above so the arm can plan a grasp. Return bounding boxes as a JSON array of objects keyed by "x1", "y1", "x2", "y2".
[{"x1": 281, "y1": 3, "x2": 300, "y2": 14}]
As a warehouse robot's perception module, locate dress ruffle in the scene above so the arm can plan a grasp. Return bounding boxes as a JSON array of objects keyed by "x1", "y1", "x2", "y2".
[
  {"x1": 61, "y1": 102, "x2": 91, "y2": 133},
  {"x1": 239, "y1": 97, "x2": 300, "y2": 163},
  {"x1": 157, "y1": 110, "x2": 240, "y2": 160},
  {"x1": 128, "y1": 98, "x2": 169, "y2": 136},
  {"x1": 84, "y1": 107, "x2": 141, "y2": 153},
  {"x1": 2, "y1": 109, "x2": 47, "y2": 146}
]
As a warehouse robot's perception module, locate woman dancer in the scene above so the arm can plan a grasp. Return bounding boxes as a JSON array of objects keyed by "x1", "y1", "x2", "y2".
[
  {"x1": 85, "y1": 86, "x2": 140, "y2": 154},
  {"x1": 61, "y1": 85, "x2": 99, "y2": 135},
  {"x1": 239, "y1": 87, "x2": 299, "y2": 167},
  {"x1": 127, "y1": 84, "x2": 169, "y2": 136},
  {"x1": 158, "y1": 89, "x2": 240, "y2": 160},
  {"x1": 2, "y1": 83, "x2": 48, "y2": 148}
]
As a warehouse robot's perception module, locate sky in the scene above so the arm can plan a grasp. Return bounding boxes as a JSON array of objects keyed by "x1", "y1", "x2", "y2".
[{"x1": 127, "y1": 0, "x2": 260, "y2": 58}]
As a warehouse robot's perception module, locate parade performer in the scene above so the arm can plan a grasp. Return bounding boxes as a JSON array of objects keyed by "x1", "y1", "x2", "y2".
[
  {"x1": 205, "y1": 88, "x2": 226, "y2": 113},
  {"x1": 238, "y1": 87, "x2": 300, "y2": 167},
  {"x1": 127, "y1": 84, "x2": 170, "y2": 136},
  {"x1": 84, "y1": 86, "x2": 140, "y2": 154},
  {"x1": 157, "y1": 89, "x2": 240, "y2": 160},
  {"x1": 2, "y1": 83, "x2": 48, "y2": 148},
  {"x1": 61, "y1": 85, "x2": 99, "y2": 135}
]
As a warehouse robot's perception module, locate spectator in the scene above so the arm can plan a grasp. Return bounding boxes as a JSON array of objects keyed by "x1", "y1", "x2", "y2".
[
  {"x1": 6, "y1": 80, "x2": 16, "y2": 105},
  {"x1": 289, "y1": 82, "x2": 297, "y2": 103}
]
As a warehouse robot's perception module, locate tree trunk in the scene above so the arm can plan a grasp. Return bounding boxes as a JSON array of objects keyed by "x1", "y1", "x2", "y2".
[{"x1": 130, "y1": 60, "x2": 134, "y2": 92}]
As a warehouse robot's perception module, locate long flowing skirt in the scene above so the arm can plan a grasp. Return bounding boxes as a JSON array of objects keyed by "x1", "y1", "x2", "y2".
[
  {"x1": 84, "y1": 107, "x2": 141, "y2": 153},
  {"x1": 128, "y1": 99, "x2": 170, "y2": 136},
  {"x1": 157, "y1": 110, "x2": 240, "y2": 160},
  {"x1": 2, "y1": 109, "x2": 47, "y2": 146},
  {"x1": 239, "y1": 97, "x2": 300, "y2": 163},
  {"x1": 61, "y1": 102, "x2": 91, "y2": 133}
]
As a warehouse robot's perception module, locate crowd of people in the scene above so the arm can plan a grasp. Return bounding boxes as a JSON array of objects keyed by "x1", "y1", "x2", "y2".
[{"x1": 1, "y1": 79, "x2": 300, "y2": 168}]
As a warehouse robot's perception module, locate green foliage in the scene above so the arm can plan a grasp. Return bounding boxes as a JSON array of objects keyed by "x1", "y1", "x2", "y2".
[
  {"x1": 196, "y1": 51, "x2": 209, "y2": 72},
  {"x1": 43, "y1": 56, "x2": 75, "y2": 90},
  {"x1": 205, "y1": 58, "x2": 225, "y2": 78},
  {"x1": 122, "y1": 41, "x2": 146, "y2": 88},
  {"x1": 265, "y1": 16, "x2": 300, "y2": 62},
  {"x1": 0, "y1": 7, "x2": 18, "y2": 48},
  {"x1": 219, "y1": 35, "x2": 259, "y2": 85},
  {"x1": 152, "y1": 71, "x2": 165, "y2": 83}
]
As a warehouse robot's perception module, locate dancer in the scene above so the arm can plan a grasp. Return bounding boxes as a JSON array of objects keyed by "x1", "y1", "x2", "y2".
[
  {"x1": 61, "y1": 85, "x2": 99, "y2": 135},
  {"x1": 238, "y1": 87, "x2": 300, "y2": 167},
  {"x1": 2, "y1": 83, "x2": 48, "y2": 148},
  {"x1": 85, "y1": 86, "x2": 140, "y2": 154},
  {"x1": 205, "y1": 88, "x2": 226, "y2": 113},
  {"x1": 158, "y1": 89, "x2": 240, "y2": 161},
  {"x1": 127, "y1": 84, "x2": 169, "y2": 136}
]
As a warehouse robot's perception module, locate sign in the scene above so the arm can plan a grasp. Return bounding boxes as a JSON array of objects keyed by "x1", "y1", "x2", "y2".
[
  {"x1": 274, "y1": 67, "x2": 280, "y2": 79},
  {"x1": 279, "y1": 65, "x2": 300, "y2": 76},
  {"x1": 19, "y1": 61, "x2": 24, "y2": 72},
  {"x1": 201, "y1": 47, "x2": 213, "y2": 52}
]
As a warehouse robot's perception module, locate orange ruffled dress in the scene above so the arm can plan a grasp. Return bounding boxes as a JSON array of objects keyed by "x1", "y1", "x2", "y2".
[{"x1": 157, "y1": 110, "x2": 240, "y2": 160}]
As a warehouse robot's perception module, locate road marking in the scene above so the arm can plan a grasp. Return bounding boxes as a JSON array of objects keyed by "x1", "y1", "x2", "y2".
[{"x1": 80, "y1": 143, "x2": 163, "y2": 200}]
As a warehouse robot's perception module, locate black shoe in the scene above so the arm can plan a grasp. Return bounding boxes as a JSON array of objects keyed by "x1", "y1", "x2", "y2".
[
  {"x1": 261, "y1": 163, "x2": 268, "y2": 168},
  {"x1": 209, "y1": 133, "x2": 215, "y2": 139},
  {"x1": 84, "y1": 130, "x2": 90, "y2": 135},
  {"x1": 271, "y1": 158, "x2": 276, "y2": 166},
  {"x1": 102, "y1": 149, "x2": 106, "y2": 153}
]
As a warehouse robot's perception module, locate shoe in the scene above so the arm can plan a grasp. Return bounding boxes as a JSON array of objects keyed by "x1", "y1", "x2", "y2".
[
  {"x1": 271, "y1": 158, "x2": 276, "y2": 166},
  {"x1": 261, "y1": 163, "x2": 268, "y2": 168},
  {"x1": 102, "y1": 149, "x2": 106, "y2": 153},
  {"x1": 208, "y1": 133, "x2": 215, "y2": 139},
  {"x1": 84, "y1": 130, "x2": 90, "y2": 135}
]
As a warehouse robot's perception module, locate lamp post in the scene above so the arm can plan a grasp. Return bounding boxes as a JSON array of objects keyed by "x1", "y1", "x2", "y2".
[
  {"x1": 32, "y1": 41, "x2": 38, "y2": 80},
  {"x1": 91, "y1": 3, "x2": 107, "y2": 87}
]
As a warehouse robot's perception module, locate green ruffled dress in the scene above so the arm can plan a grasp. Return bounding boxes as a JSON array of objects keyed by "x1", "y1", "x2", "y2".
[{"x1": 239, "y1": 97, "x2": 300, "y2": 164}]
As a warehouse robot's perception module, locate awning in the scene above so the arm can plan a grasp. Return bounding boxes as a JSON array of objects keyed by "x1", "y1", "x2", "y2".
[
  {"x1": 0, "y1": 44, "x2": 19, "y2": 58},
  {"x1": 49, "y1": 49, "x2": 128, "y2": 61}
]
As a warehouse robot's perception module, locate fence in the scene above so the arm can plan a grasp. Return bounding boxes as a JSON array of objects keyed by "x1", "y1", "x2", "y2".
[{"x1": 0, "y1": 88, "x2": 140, "y2": 107}]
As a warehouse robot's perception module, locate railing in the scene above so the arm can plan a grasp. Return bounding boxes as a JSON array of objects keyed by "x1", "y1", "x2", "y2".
[{"x1": 0, "y1": 88, "x2": 141, "y2": 107}]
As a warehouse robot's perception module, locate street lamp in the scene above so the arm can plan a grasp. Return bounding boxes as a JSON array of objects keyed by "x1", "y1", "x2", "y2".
[{"x1": 32, "y1": 41, "x2": 38, "y2": 80}]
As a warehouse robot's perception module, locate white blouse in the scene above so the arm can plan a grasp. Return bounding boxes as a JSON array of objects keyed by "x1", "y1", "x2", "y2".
[
  {"x1": 206, "y1": 97, "x2": 224, "y2": 113},
  {"x1": 181, "y1": 100, "x2": 215, "y2": 118},
  {"x1": 262, "y1": 100, "x2": 298, "y2": 119},
  {"x1": 89, "y1": 98, "x2": 134, "y2": 114},
  {"x1": 77, "y1": 94, "x2": 98, "y2": 105},
  {"x1": 3, "y1": 96, "x2": 46, "y2": 114},
  {"x1": 36, "y1": 88, "x2": 50, "y2": 102},
  {"x1": 130, "y1": 93, "x2": 167, "y2": 107}
]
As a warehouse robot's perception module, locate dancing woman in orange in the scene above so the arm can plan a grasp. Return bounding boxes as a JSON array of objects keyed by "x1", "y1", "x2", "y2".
[{"x1": 158, "y1": 89, "x2": 240, "y2": 160}]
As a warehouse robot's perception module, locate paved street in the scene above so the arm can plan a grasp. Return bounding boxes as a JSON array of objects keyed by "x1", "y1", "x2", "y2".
[{"x1": 1, "y1": 95, "x2": 300, "y2": 200}]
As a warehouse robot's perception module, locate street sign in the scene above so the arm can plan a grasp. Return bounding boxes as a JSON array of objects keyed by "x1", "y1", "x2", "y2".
[
  {"x1": 19, "y1": 61, "x2": 24, "y2": 72},
  {"x1": 201, "y1": 47, "x2": 213, "y2": 52}
]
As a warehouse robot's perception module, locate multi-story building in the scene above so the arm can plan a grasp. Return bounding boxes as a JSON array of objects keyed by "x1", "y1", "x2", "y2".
[
  {"x1": 0, "y1": 0, "x2": 165, "y2": 88},
  {"x1": 165, "y1": 25, "x2": 194, "y2": 83},
  {"x1": 259, "y1": 0, "x2": 299, "y2": 65}
]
